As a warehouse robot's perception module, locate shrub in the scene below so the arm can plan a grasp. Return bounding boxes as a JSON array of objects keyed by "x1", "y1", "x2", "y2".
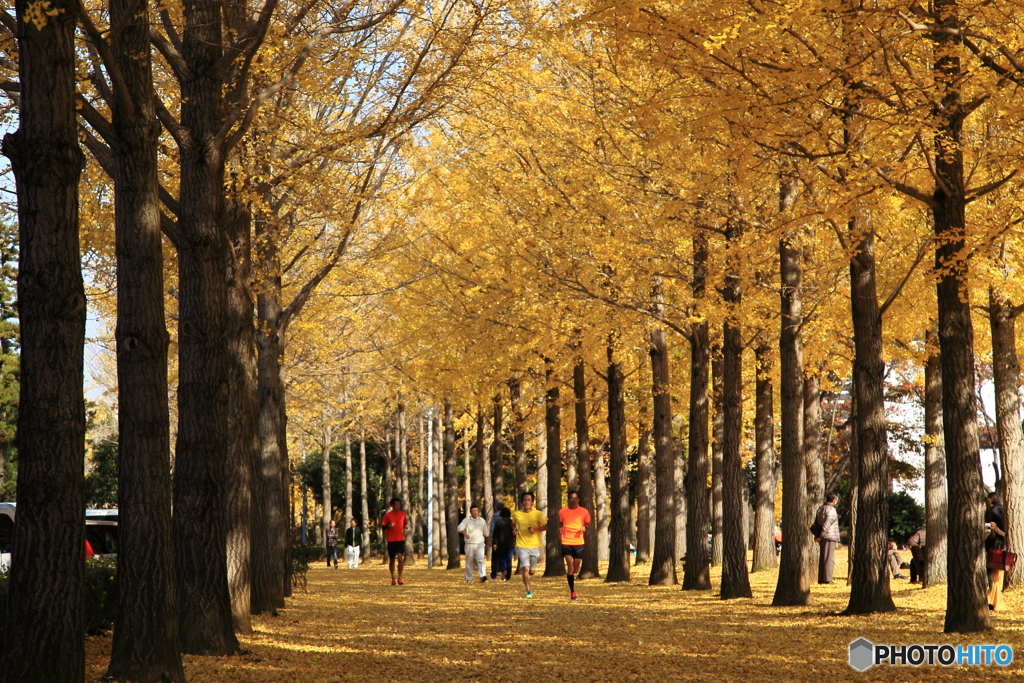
[
  {"x1": 0, "y1": 557, "x2": 117, "y2": 648},
  {"x1": 291, "y1": 544, "x2": 325, "y2": 592},
  {"x1": 85, "y1": 558, "x2": 118, "y2": 635}
]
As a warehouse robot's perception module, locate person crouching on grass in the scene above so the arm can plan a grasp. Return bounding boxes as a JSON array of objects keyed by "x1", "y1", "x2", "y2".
[
  {"x1": 381, "y1": 498, "x2": 409, "y2": 585},
  {"x1": 512, "y1": 491, "x2": 547, "y2": 599}
]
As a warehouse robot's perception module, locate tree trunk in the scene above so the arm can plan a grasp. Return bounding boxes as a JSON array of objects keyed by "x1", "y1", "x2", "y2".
[
  {"x1": 398, "y1": 405, "x2": 413, "y2": 562},
  {"x1": 0, "y1": 1, "x2": 87, "y2": 677},
  {"x1": 482, "y1": 414, "x2": 494, "y2": 523},
  {"x1": 720, "y1": 223, "x2": 752, "y2": 600},
  {"x1": 606, "y1": 348, "x2": 631, "y2": 582},
  {"x1": 924, "y1": 328, "x2": 948, "y2": 587},
  {"x1": 847, "y1": 385, "x2": 859, "y2": 587},
  {"x1": 804, "y1": 373, "x2": 824, "y2": 579},
  {"x1": 772, "y1": 233, "x2": 810, "y2": 606},
  {"x1": 635, "y1": 419, "x2": 653, "y2": 566},
  {"x1": 752, "y1": 344, "x2": 777, "y2": 572},
  {"x1": 444, "y1": 399, "x2": 461, "y2": 569},
  {"x1": 222, "y1": 198, "x2": 255, "y2": 637},
  {"x1": 544, "y1": 367, "x2": 565, "y2": 576},
  {"x1": 103, "y1": 0, "x2": 185, "y2": 674},
  {"x1": 253, "y1": 243, "x2": 286, "y2": 614},
  {"x1": 463, "y1": 428, "x2": 472, "y2": 517},
  {"x1": 574, "y1": 358, "x2": 600, "y2": 579},
  {"x1": 384, "y1": 437, "x2": 394, "y2": 510},
  {"x1": 509, "y1": 377, "x2": 527, "y2": 497},
  {"x1": 172, "y1": 0, "x2": 238, "y2": 652},
  {"x1": 474, "y1": 409, "x2": 486, "y2": 513},
  {"x1": 649, "y1": 326, "x2": 677, "y2": 586},
  {"x1": 844, "y1": 213, "x2": 895, "y2": 615},
  {"x1": 345, "y1": 432, "x2": 353, "y2": 526},
  {"x1": 321, "y1": 424, "x2": 332, "y2": 539},
  {"x1": 435, "y1": 416, "x2": 447, "y2": 562},
  {"x1": 536, "y1": 424, "x2": 547, "y2": 513},
  {"x1": 360, "y1": 423, "x2": 370, "y2": 553},
  {"x1": 415, "y1": 419, "x2": 425, "y2": 557},
  {"x1": 710, "y1": 346, "x2": 724, "y2": 567},
  {"x1": 594, "y1": 436, "x2": 609, "y2": 562},
  {"x1": 683, "y1": 244, "x2": 711, "y2": 589},
  {"x1": 989, "y1": 289, "x2": 1023, "y2": 587},
  {"x1": 491, "y1": 397, "x2": 504, "y2": 509}
]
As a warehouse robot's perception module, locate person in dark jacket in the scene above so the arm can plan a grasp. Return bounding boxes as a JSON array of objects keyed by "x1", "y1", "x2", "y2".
[
  {"x1": 985, "y1": 492, "x2": 1007, "y2": 611},
  {"x1": 344, "y1": 519, "x2": 362, "y2": 569},
  {"x1": 907, "y1": 525, "x2": 926, "y2": 584},
  {"x1": 813, "y1": 493, "x2": 840, "y2": 584},
  {"x1": 491, "y1": 507, "x2": 515, "y2": 581},
  {"x1": 325, "y1": 519, "x2": 339, "y2": 569}
]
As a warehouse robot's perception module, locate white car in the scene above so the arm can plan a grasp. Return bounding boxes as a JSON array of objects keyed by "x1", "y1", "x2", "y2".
[{"x1": 0, "y1": 504, "x2": 118, "y2": 572}]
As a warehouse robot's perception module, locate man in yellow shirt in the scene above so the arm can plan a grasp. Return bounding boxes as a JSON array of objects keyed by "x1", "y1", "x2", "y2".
[{"x1": 512, "y1": 491, "x2": 547, "y2": 599}]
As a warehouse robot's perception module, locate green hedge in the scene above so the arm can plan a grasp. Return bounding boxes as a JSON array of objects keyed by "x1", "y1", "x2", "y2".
[{"x1": 0, "y1": 558, "x2": 118, "y2": 645}]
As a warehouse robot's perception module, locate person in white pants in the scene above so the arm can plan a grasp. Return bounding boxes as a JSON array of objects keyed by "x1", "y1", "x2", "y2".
[
  {"x1": 344, "y1": 519, "x2": 362, "y2": 569},
  {"x1": 458, "y1": 504, "x2": 489, "y2": 583}
]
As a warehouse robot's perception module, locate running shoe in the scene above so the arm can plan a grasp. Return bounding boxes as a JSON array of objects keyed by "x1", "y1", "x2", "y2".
[
  {"x1": 480, "y1": 576, "x2": 487, "y2": 583},
  {"x1": 391, "y1": 579, "x2": 397, "y2": 586},
  {"x1": 570, "y1": 591, "x2": 578, "y2": 601},
  {"x1": 397, "y1": 578, "x2": 404, "y2": 585},
  {"x1": 525, "y1": 591, "x2": 534, "y2": 599}
]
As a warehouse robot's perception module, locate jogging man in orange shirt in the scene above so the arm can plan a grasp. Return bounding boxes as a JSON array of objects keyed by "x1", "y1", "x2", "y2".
[
  {"x1": 381, "y1": 498, "x2": 409, "y2": 585},
  {"x1": 558, "y1": 490, "x2": 591, "y2": 601}
]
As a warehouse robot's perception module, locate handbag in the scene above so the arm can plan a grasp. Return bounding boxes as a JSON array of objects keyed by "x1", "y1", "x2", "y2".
[
  {"x1": 809, "y1": 521, "x2": 823, "y2": 537},
  {"x1": 986, "y1": 549, "x2": 1018, "y2": 571}
]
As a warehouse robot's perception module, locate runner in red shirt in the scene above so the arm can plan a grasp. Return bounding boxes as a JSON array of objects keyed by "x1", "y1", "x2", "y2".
[
  {"x1": 381, "y1": 498, "x2": 409, "y2": 585},
  {"x1": 558, "y1": 490, "x2": 591, "y2": 601}
]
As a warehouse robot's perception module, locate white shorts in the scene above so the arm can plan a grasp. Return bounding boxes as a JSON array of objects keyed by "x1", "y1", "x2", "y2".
[{"x1": 516, "y1": 546, "x2": 541, "y2": 571}]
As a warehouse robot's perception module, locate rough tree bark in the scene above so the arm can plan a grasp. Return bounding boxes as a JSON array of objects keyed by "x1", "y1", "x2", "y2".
[
  {"x1": 511, "y1": 377, "x2": 527, "y2": 497},
  {"x1": 321, "y1": 423, "x2": 333, "y2": 540},
  {"x1": 0, "y1": 0, "x2": 87, "y2": 677},
  {"x1": 844, "y1": 210, "x2": 895, "y2": 615},
  {"x1": 635, "y1": 418, "x2": 653, "y2": 566},
  {"x1": 574, "y1": 358, "x2": 600, "y2": 579},
  {"x1": 804, "y1": 373, "x2": 825, "y2": 579},
  {"x1": 474, "y1": 409, "x2": 486, "y2": 513},
  {"x1": 345, "y1": 432, "x2": 353, "y2": 526},
  {"x1": 543, "y1": 366, "x2": 565, "y2": 577},
  {"x1": 444, "y1": 399, "x2": 461, "y2": 569},
  {"x1": 752, "y1": 344, "x2": 777, "y2": 572},
  {"x1": 360, "y1": 423, "x2": 370, "y2": 552},
  {"x1": 772, "y1": 231, "x2": 810, "y2": 607},
  {"x1": 683, "y1": 231, "x2": 711, "y2": 590},
  {"x1": 491, "y1": 396, "x2": 504, "y2": 509},
  {"x1": 253, "y1": 230, "x2": 286, "y2": 615},
  {"x1": 931, "y1": 1, "x2": 989, "y2": 633},
  {"x1": 989, "y1": 289, "x2": 1023, "y2": 587},
  {"x1": 924, "y1": 328, "x2": 948, "y2": 587},
  {"x1": 223, "y1": 198, "x2": 255, "y2": 637},
  {"x1": 606, "y1": 345, "x2": 631, "y2": 582},
  {"x1": 720, "y1": 223, "x2": 752, "y2": 600},
  {"x1": 710, "y1": 346, "x2": 724, "y2": 567},
  {"x1": 170, "y1": 0, "x2": 239, "y2": 654},
  {"x1": 649, "y1": 323, "x2": 677, "y2": 586},
  {"x1": 102, "y1": 0, "x2": 186, "y2": 674}
]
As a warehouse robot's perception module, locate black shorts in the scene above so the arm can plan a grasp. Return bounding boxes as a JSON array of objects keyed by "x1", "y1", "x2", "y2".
[
  {"x1": 387, "y1": 540, "x2": 406, "y2": 558},
  {"x1": 561, "y1": 544, "x2": 584, "y2": 559}
]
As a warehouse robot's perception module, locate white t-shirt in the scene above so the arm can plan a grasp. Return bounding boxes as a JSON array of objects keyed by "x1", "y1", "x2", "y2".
[{"x1": 457, "y1": 516, "x2": 489, "y2": 544}]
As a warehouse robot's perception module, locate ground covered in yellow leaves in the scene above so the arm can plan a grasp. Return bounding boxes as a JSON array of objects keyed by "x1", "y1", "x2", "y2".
[{"x1": 86, "y1": 549, "x2": 1023, "y2": 682}]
